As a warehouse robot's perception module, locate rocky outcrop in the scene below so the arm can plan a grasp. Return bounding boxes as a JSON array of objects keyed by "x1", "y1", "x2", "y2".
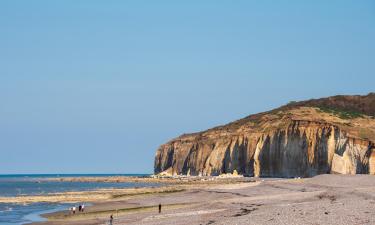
[{"x1": 154, "y1": 94, "x2": 375, "y2": 177}]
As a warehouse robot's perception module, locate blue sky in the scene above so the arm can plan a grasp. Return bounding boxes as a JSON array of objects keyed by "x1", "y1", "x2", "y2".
[{"x1": 1, "y1": 1, "x2": 374, "y2": 174}]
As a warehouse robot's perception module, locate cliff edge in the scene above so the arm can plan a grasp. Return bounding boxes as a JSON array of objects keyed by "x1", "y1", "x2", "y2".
[{"x1": 154, "y1": 93, "x2": 375, "y2": 177}]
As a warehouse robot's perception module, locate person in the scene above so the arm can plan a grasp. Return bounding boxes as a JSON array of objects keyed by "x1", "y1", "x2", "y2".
[
  {"x1": 159, "y1": 203, "x2": 161, "y2": 213},
  {"x1": 109, "y1": 214, "x2": 114, "y2": 225},
  {"x1": 78, "y1": 205, "x2": 82, "y2": 212},
  {"x1": 72, "y1": 206, "x2": 76, "y2": 214},
  {"x1": 81, "y1": 204, "x2": 85, "y2": 212}
]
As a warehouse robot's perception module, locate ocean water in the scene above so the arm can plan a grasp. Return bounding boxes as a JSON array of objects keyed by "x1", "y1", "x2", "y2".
[{"x1": 0, "y1": 174, "x2": 156, "y2": 225}]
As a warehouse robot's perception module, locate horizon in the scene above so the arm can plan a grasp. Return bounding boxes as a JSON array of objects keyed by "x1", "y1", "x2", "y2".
[{"x1": 1, "y1": 0, "x2": 375, "y2": 174}]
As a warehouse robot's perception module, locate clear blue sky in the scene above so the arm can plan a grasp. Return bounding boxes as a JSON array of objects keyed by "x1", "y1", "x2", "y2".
[{"x1": 1, "y1": 1, "x2": 374, "y2": 174}]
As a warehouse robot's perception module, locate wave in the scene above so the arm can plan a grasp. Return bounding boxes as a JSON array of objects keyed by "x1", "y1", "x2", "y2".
[{"x1": 0, "y1": 206, "x2": 13, "y2": 212}]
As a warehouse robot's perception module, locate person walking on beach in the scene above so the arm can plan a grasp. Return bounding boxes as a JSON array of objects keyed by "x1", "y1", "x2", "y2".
[
  {"x1": 81, "y1": 204, "x2": 85, "y2": 212},
  {"x1": 159, "y1": 203, "x2": 162, "y2": 213},
  {"x1": 78, "y1": 205, "x2": 82, "y2": 212},
  {"x1": 109, "y1": 214, "x2": 114, "y2": 225},
  {"x1": 72, "y1": 206, "x2": 76, "y2": 214}
]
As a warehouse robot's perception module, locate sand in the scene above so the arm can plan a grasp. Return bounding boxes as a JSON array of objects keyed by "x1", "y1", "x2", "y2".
[{"x1": 28, "y1": 174, "x2": 375, "y2": 225}]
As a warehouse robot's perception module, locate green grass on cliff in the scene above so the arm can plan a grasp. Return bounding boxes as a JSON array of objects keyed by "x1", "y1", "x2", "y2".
[{"x1": 317, "y1": 106, "x2": 364, "y2": 119}]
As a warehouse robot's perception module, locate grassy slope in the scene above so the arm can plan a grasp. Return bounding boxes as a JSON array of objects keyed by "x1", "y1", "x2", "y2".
[{"x1": 177, "y1": 93, "x2": 375, "y2": 142}]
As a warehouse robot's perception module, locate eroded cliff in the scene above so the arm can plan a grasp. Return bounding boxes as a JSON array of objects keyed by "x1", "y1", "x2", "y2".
[{"x1": 154, "y1": 94, "x2": 375, "y2": 177}]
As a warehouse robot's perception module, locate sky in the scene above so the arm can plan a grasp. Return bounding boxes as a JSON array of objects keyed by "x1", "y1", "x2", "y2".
[{"x1": 0, "y1": 1, "x2": 374, "y2": 174}]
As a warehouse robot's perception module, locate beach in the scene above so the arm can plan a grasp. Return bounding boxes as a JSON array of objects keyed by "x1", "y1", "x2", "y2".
[
  {"x1": 0, "y1": 175, "x2": 161, "y2": 224},
  {"x1": 24, "y1": 174, "x2": 375, "y2": 225}
]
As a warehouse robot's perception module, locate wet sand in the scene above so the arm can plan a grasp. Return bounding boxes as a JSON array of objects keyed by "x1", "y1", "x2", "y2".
[{"x1": 29, "y1": 175, "x2": 375, "y2": 225}]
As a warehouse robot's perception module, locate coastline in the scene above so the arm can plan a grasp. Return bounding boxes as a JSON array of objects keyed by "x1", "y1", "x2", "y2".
[
  {"x1": 22, "y1": 205, "x2": 71, "y2": 224},
  {"x1": 0, "y1": 175, "x2": 251, "y2": 225},
  {"x1": 0, "y1": 175, "x2": 175, "y2": 224},
  {"x1": 0, "y1": 175, "x2": 248, "y2": 204},
  {"x1": 23, "y1": 174, "x2": 375, "y2": 225},
  {"x1": 29, "y1": 176, "x2": 256, "y2": 225}
]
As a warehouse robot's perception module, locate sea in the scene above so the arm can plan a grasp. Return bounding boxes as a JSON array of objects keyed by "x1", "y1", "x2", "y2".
[{"x1": 0, "y1": 174, "x2": 157, "y2": 225}]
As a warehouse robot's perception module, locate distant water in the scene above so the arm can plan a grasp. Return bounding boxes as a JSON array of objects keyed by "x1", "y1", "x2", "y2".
[{"x1": 0, "y1": 174, "x2": 156, "y2": 225}]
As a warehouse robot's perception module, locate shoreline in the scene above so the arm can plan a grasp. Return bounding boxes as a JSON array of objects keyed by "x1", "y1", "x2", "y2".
[
  {"x1": 0, "y1": 175, "x2": 250, "y2": 204},
  {"x1": 34, "y1": 180, "x2": 258, "y2": 224},
  {"x1": 27, "y1": 174, "x2": 375, "y2": 225},
  {"x1": 0, "y1": 175, "x2": 253, "y2": 225},
  {"x1": 23, "y1": 204, "x2": 71, "y2": 224}
]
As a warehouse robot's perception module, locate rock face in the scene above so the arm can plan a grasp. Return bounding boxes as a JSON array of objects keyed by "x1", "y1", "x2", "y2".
[{"x1": 154, "y1": 94, "x2": 375, "y2": 177}]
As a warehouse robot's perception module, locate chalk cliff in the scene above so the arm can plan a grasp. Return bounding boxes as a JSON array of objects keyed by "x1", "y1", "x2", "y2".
[{"x1": 154, "y1": 94, "x2": 375, "y2": 177}]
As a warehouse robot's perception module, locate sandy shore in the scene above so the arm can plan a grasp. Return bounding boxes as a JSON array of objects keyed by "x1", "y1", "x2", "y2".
[{"x1": 26, "y1": 175, "x2": 375, "y2": 225}]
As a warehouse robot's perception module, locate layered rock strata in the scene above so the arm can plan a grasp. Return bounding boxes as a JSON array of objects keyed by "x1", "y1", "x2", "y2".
[{"x1": 154, "y1": 95, "x2": 375, "y2": 177}]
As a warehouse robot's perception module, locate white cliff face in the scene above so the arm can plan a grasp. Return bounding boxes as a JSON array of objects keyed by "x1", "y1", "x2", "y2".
[
  {"x1": 155, "y1": 103, "x2": 375, "y2": 177},
  {"x1": 370, "y1": 151, "x2": 375, "y2": 174}
]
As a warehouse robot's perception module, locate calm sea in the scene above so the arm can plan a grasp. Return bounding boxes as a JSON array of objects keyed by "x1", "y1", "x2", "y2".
[{"x1": 0, "y1": 174, "x2": 156, "y2": 225}]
